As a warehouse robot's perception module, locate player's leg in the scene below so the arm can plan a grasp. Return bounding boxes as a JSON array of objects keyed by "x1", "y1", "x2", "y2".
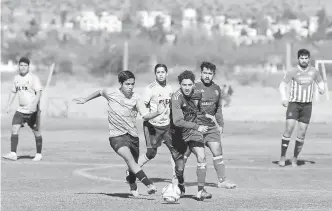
[
  {"x1": 292, "y1": 103, "x2": 312, "y2": 167},
  {"x1": 205, "y1": 133, "x2": 236, "y2": 189},
  {"x1": 28, "y1": 112, "x2": 43, "y2": 161},
  {"x1": 188, "y1": 140, "x2": 212, "y2": 201},
  {"x1": 183, "y1": 146, "x2": 191, "y2": 165},
  {"x1": 137, "y1": 122, "x2": 160, "y2": 167},
  {"x1": 109, "y1": 135, "x2": 157, "y2": 195},
  {"x1": 279, "y1": 102, "x2": 299, "y2": 167},
  {"x1": 3, "y1": 112, "x2": 24, "y2": 161}
]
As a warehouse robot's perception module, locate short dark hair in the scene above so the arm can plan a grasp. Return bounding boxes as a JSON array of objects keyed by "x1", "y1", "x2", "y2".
[
  {"x1": 19, "y1": 57, "x2": 30, "y2": 65},
  {"x1": 118, "y1": 70, "x2": 135, "y2": 84},
  {"x1": 178, "y1": 70, "x2": 195, "y2": 84},
  {"x1": 200, "y1": 61, "x2": 216, "y2": 73},
  {"x1": 297, "y1": 49, "x2": 310, "y2": 58},
  {"x1": 154, "y1": 64, "x2": 168, "y2": 73}
]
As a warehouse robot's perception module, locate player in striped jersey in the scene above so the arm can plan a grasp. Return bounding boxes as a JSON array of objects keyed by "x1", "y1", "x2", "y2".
[
  {"x1": 171, "y1": 70, "x2": 212, "y2": 201},
  {"x1": 278, "y1": 49, "x2": 325, "y2": 167},
  {"x1": 74, "y1": 71, "x2": 162, "y2": 196},
  {"x1": 3, "y1": 57, "x2": 44, "y2": 161}
]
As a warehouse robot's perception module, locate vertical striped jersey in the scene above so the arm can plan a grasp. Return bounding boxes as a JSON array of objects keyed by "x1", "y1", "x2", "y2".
[
  {"x1": 100, "y1": 88, "x2": 140, "y2": 137},
  {"x1": 11, "y1": 73, "x2": 43, "y2": 114},
  {"x1": 283, "y1": 65, "x2": 323, "y2": 103},
  {"x1": 141, "y1": 81, "x2": 173, "y2": 127}
]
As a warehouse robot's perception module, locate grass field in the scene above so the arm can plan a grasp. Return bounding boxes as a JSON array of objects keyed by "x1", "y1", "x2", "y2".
[{"x1": 1, "y1": 117, "x2": 332, "y2": 211}]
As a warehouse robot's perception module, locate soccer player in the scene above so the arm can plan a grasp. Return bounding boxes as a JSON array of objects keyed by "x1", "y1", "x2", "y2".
[
  {"x1": 135, "y1": 64, "x2": 186, "y2": 195},
  {"x1": 278, "y1": 49, "x2": 325, "y2": 167},
  {"x1": 181, "y1": 62, "x2": 236, "y2": 189},
  {"x1": 3, "y1": 57, "x2": 43, "y2": 161},
  {"x1": 74, "y1": 70, "x2": 159, "y2": 196},
  {"x1": 171, "y1": 70, "x2": 212, "y2": 201}
]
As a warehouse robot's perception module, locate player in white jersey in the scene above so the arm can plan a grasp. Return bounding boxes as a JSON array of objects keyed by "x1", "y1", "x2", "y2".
[
  {"x1": 74, "y1": 71, "x2": 165, "y2": 197},
  {"x1": 3, "y1": 57, "x2": 44, "y2": 161},
  {"x1": 278, "y1": 49, "x2": 325, "y2": 167}
]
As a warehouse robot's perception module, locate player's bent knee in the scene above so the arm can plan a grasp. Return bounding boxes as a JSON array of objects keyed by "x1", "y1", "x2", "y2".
[
  {"x1": 146, "y1": 148, "x2": 157, "y2": 160},
  {"x1": 196, "y1": 155, "x2": 206, "y2": 163}
]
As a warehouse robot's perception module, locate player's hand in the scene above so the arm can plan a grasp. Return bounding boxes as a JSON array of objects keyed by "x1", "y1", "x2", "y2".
[
  {"x1": 218, "y1": 126, "x2": 224, "y2": 134},
  {"x1": 73, "y1": 98, "x2": 87, "y2": 104},
  {"x1": 282, "y1": 100, "x2": 288, "y2": 107},
  {"x1": 198, "y1": 125, "x2": 209, "y2": 133},
  {"x1": 157, "y1": 102, "x2": 166, "y2": 114},
  {"x1": 5, "y1": 107, "x2": 11, "y2": 114}
]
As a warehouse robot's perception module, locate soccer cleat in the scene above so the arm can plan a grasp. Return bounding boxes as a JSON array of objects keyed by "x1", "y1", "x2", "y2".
[
  {"x1": 178, "y1": 183, "x2": 185, "y2": 197},
  {"x1": 126, "y1": 175, "x2": 139, "y2": 197},
  {"x1": 147, "y1": 184, "x2": 157, "y2": 195},
  {"x1": 32, "y1": 154, "x2": 42, "y2": 161},
  {"x1": 196, "y1": 189, "x2": 212, "y2": 201},
  {"x1": 2, "y1": 152, "x2": 18, "y2": 161},
  {"x1": 217, "y1": 180, "x2": 237, "y2": 189},
  {"x1": 279, "y1": 156, "x2": 286, "y2": 167},
  {"x1": 292, "y1": 157, "x2": 298, "y2": 167}
]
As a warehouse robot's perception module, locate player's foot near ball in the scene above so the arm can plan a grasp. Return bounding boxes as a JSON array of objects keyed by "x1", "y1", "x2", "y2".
[
  {"x1": 129, "y1": 183, "x2": 139, "y2": 197},
  {"x1": 171, "y1": 175, "x2": 178, "y2": 184},
  {"x1": 217, "y1": 180, "x2": 236, "y2": 189},
  {"x1": 147, "y1": 184, "x2": 157, "y2": 195},
  {"x1": 2, "y1": 152, "x2": 17, "y2": 161},
  {"x1": 279, "y1": 156, "x2": 286, "y2": 167},
  {"x1": 32, "y1": 153, "x2": 42, "y2": 161},
  {"x1": 196, "y1": 189, "x2": 212, "y2": 201},
  {"x1": 291, "y1": 157, "x2": 298, "y2": 167},
  {"x1": 178, "y1": 183, "x2": 185, "y2": 197}
]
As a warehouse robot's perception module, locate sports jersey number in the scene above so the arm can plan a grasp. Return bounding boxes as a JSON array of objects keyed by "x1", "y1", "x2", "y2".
[{"x1": 159, "y1": 99, "x2": 170, "y2": 104}]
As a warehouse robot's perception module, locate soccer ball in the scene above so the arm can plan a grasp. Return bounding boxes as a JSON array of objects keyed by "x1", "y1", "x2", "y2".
[{"x1": 162, "y1": 183, "x2": 181, "y2": 203}]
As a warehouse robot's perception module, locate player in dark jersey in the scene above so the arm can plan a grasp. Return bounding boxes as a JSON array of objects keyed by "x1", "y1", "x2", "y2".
[
  {"x1": 278, "y1": 49, "x2": 325, "y2": 167},
  {"x1": 171, "y1": 70, "x2": 212, "y2": 201},
  {"x1": 181, "y1": 62, "x2": 236, "y2": 189}
]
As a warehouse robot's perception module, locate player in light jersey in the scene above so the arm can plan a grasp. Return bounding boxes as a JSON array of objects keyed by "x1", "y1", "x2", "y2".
[
  {"x1": 74, "y1": 71, "x2": 163, "y2": 196},
  {"x1": 181, "y1": 62, "x2": 236, "y2": 189},
  {"x1": 278, "y1": 49, "x2": 325, "y2": 167},
  {"x1": 135, "y1": 64, "x2": 185, "y2": 195},
  {"x1": 3, "y1": 57, "x2": 44, "y2": 161}
]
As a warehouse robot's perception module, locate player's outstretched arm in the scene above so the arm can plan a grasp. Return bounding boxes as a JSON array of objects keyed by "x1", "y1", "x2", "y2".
[
  {"x1": 73, "y1": 90, "x2": 102, "y2": 104},
  {"x1": 137, "y1": 101, "x2": 166, "y2": 121}
]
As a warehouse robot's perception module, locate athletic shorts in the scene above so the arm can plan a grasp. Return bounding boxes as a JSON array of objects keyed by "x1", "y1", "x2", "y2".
[
  {"x1": 109, "y1": 133, "x2": 139, "y2": 160},
  {"x1": 203, "y1": 126, "x2": 221, "y2": 143},
  {"x1": 286, "y1": 102, "x2": 312, "y2": 124},
  {"x1": 12, "y1": 111, "x2": 38, "y2": 129},
  {"x1": 143, "y1": 121, "x2": 171, "y2": 148}
]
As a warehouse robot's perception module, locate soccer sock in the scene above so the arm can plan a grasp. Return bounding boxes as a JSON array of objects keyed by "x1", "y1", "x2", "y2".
[
  {"x1": 197, "y1": 163, "x2": 207, "y2": 191},
  {"x1": 137, "y1": 154, "x2": 150, "y2": 167},
  {"x1": 281, "y1": 136, "x2": 291, "y2": 157},
  {"x1": 213, "y1": 155, "x2": 226, "y2": 181},
  {"x1": 170, "y1": 155, "x2": 176, "y2": 176},
  {"x1": 174, "y1": 158, "x2": 185, "y2": 184},
  {"x1": 10, "y1": 134, "x2": 19, "y2": 153},
  {"x1": 126, "y1": 171, "x2": 137, "y2": 184},
  {"x1": 294, "y1": 137, "x2": 305, "y2": 158},
  {"x1": 35, "y1": 136, "x2": 43, "y2": 154},
  {"x1": 135, "y1": 170, "x2": 153, "y2": 187}
]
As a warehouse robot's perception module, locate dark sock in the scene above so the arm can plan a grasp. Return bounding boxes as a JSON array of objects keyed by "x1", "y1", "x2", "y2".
[
  {"x1": 11, "y1": 134, "x2": 19, "y2": 153},
  {"x1": 197, "y1": 163, "x2": 207, "y2": 190},
  {"x1": 126, "y1": 171, "x2": 136, "y2": 184},
  {"x1": 135, "y1": 170, "x2": 152, "y2": 187},
  {"x1": 175, "y1": 158, "x2": 185, "y2": 184},
  {"x1": 281, "y1": 136, "x2": 290, "y2": 157},
  {"x1": 198, "y1": 186, "x2": 204, "y2": 192},
  {"x1": 35, "y1": 136, "x2": 43, "y2": 154},
  {"x1": 294, "y1": 138, "x2": 304, "y2": 158}
]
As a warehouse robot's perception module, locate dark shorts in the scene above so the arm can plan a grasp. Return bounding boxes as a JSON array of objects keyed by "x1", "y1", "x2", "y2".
[
  {"x1": 143, "y1": 121, "x2": 171, "y2": 148},
  {"x1": 203, "y1": 126, "x2": 221, "y2": 143},
  {"x1": 109, "y1": 133, "x2": 139, "y2": 160},
  {"x1": 286, "y1": 102, "x2": 312, "y2": 124},
  {"x1": 12, "y1": 111, "x2": 38, "y2": 129}
]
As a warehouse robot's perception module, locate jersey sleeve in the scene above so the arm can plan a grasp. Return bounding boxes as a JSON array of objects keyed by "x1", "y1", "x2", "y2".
[
  {"x1": 11, "y1": 78, "x2": 17, "y2": 93},
  {"x1": 100, "y1": 88, "x2": 110, "y2": 100},
  {"x1": 281, "y1": 70, "x2": 295, "y2": 84},
  {"x1": 314, "y1": 69, "x2": 324, "y2": 83},
  {"x1": 215, "y1": 86, "x2": 224, "y2": 127},
  {"x1": 33, "y1": 75, "x2": 43, "y2": 92},
  {"x1": 171, "y1": 94, "x2": 199, "y2": 130}
]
